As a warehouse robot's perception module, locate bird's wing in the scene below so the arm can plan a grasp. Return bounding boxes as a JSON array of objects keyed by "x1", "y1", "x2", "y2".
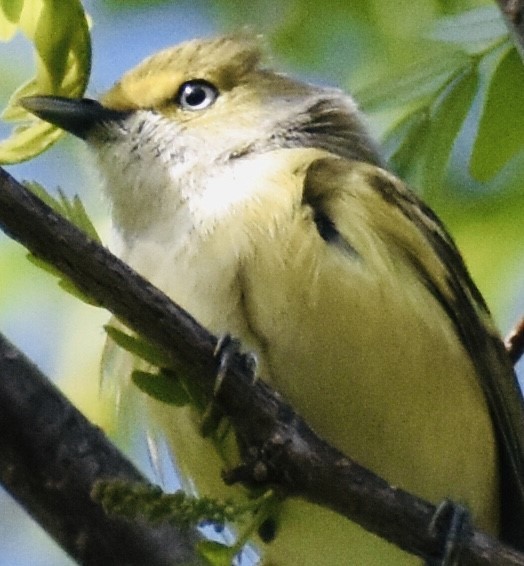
[{"x1": 302, "y1": 156, "x2": 524, "y2": 548}]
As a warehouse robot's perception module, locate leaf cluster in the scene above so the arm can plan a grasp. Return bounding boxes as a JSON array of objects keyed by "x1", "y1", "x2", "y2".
[
  {"x1": 0, "y1": 0, "x2": 91, "y2": 163},
  {"x1": 92, "y1": 479, "x2": 276, "y2": 566},
  {"x1": 357, "y1": 7, "x2": 524, "y2": 189}
]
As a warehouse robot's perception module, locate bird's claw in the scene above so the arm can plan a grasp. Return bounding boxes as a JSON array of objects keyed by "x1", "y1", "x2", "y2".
[
  {"x1": 201, "y1": 334, "x2": 257, "y2": 436},
  {"x1": 213, "y1": 334, "x2": 242, "y2": 395},
  {"x1": 428, "y1": 499, "x2": 471, "y2": 566},
  {"x1": 213, "y1": 333, "x2": 258, "y2": 395}
]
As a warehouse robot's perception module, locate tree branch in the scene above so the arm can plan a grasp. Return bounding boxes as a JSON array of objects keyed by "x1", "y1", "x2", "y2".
[
  {"x1": 0, "y1": 166, "x2": 523, "y2": 564},
  {"x1": 496, "y1": 0, "x2": 524, "y2": 61},
  {"x1": 0, "y1": 332, "x2": 202, "y2": 565}
]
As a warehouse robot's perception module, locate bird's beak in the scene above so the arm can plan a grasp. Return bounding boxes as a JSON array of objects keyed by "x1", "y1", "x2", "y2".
[{"x1": 20, "y1": 96, "x2": 129, "y2": 140}]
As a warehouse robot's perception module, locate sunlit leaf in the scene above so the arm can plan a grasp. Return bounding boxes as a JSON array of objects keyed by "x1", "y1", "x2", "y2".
[
  {"x1": 2, "y1": 80, "x2": 41, "y2": 121},
  {"x1": 60, "y1": 193, "x2": 101, "y2": 243},
  {"x1": 33, "y1": 0, "x2": 90, "y2": 92},
  {"x1": 470, "y1": 47, "x2": 524, "y2": 181},
  {"x1": 0, "y1": 0, "x2": 22, "y2": 39},
  {"x1": 24, "y1": 181, "x2": 101, "y2": 242},
  {"x1": 422, "y1": 66, "x2": 479, "y2": 191},
  {"x1": 0, "y1": 120, "x2": 62, "y2": 163},
  {"x1": 0, "y1": 0, "x2": 24, "y2": 22},
  {"x1": 0, "y1": 0, "x2": 91, "y2": 164}
]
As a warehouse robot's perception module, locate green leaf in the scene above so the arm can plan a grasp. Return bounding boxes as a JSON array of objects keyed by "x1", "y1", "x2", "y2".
[
  {"x1": 356, "y1": 50, "x2": 470, "y2": 112},
  {"x1": 92, "y1": 479, "x2": 244, "y2": 530},
  {"x1": 60, "y1": 193, "x2": 101, "y2": 243},
  {"x1": 24, "y1": 180, "x2": 67, "y2": 214},
  {"x1": 26, "y1": 253, "x2": 99, "y2": 305},
  {"x1": 0, "y1": 0, "x2": 22, "y2": 39},
  {"x1": 132, "y1": 370, "x2": 191, "y2": 407},
  {"x1": 470, "y1": 48, "x2": 524, "y2": 181},
  {"x1": 2, "y1": 80, "x2": 41, "y2": 121},
  {"x1": 422, "y1": 66, "x2": 479, "y2": 191},
  {"x1": 0, "y1": 0, "x2": 91, "y2": 164},
  {"x1": 104, "y1": 325, "x2": 171, "y2": 367},
  {"x1": 33, "y1": 0, "x2": 90, "y2": 93},
  {"x1": 0, "y1": 0, "x2": 23, "y2": 22},
  {"x1": 0, "y1": 119, "x2": 63, "y2": 163},
  {"x1": 24, "y1": 181, "x2": 101, "y2": 242},
  {"x1": 22, "y1": 181, "x2": 102, "y2": 305},
  {"x1": 383, "y1": 109, "x2": 431, "y2": 179}
]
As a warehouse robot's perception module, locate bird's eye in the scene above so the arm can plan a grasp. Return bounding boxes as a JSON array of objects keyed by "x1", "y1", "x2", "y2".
[{"x1": 176, "y1": 80, "x2": 218, "y2": 111}]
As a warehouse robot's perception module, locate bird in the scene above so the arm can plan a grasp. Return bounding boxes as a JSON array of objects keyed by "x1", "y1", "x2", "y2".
[{"x1": 22, "y1": 34, "x2": 524, "y2": 565}]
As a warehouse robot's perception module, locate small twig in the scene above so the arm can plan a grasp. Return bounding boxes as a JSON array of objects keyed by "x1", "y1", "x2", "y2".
[{"x1": 506, "y1": 316, "x2": 524, "y2": 364}]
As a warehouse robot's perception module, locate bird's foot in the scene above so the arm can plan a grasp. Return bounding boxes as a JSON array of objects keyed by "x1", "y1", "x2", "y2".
[
  {"x1": 201, "y1": 334, "x2": 257, "y2": 436},
  {"x1": 213, "y1": 334, "x2": 242, "y2": 395},
  {"x1": 427, "y1": 499, "x2": 471, "y2": 566},
  {"x1": 213, "y1": 333, "x2": 258, "y2": 395}
]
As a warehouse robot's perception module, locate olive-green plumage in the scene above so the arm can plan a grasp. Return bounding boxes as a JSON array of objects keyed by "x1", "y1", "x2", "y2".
[{"x1": 22, "y1": 35, "x2": 524, "y2": 564}]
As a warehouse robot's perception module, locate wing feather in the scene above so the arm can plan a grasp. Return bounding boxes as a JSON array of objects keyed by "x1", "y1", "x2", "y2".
[{"x1": 304, "y1": 157, "x2": 524, "y2": 548}]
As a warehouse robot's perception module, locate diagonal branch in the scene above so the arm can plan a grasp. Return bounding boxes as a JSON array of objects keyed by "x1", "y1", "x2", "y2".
[
  {"x1": 0, "y1": 166, "x2": 523, "y2": 564},
  {"x1": 0, "y1": 331, "x2": 202, "y2": 565}
]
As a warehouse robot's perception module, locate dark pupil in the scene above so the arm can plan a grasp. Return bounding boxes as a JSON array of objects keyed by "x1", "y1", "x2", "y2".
[{"x1": 185, "y1": 85, "x2": 206, "y2": 106}]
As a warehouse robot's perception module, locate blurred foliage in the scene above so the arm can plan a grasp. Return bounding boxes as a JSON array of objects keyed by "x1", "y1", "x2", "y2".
[
  {"x1": 0, "y1": 0, "x2": 90, "y2": 164},
  {"x1": 92, "y1": 479, "x2": 277, "y2": 566},
  {"x1": 471, "y1": 47, "x2": 524, "y2": 180},
  {"x1": 92, "y1": 479, "x2": 248, "y2": 566},
  {"x1": 358, "y1": 7, "x2": 521, "y2": 191}
]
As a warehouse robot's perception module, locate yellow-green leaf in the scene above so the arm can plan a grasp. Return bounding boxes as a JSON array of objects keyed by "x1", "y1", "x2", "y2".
[
  {"x1": 0, "y1": 0, "x2": 22, "y2": 39},
  {"x1": 24, "y1": 181, "x2": 101, "y2": 242},
  {"x1": 0, "y1": 120, "x2": 62, "y2": 163},
  {"x1": 0, "y1": 0, "x2": 91, "y2": 164},
  {"x1": 422, "y1": 66, "x2": 478, "y2": 192},
  {"x1": 0, "y1": 0, "x2": 23, "y2": 23},
  {"x1": 470, "y1": 47, "x2": 524, "y2": 181}
]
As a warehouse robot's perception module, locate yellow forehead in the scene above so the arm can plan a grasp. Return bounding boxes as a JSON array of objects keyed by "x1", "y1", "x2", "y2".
[{"x1": 101, "y1": 35, "x2": 264, "y2": 111}]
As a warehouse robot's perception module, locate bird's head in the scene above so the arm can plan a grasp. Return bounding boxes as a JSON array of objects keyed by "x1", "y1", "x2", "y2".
[{"x1": 21, "y1": 35, "x2": 381, "y2": 234}]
